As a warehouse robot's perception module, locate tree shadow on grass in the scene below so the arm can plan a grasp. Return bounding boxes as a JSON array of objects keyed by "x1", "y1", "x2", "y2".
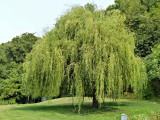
[
  {"x1": 80, "y1": 101, "x2": 131, "y2": 114},
  {"x1": 13, "y1": 104, "x2": 74, "y2": 114},
  {"x1": 12, "y1": 101, "x2": 131, "y2": 115},
  {"x1": 104, "y1": 101, "x2": 131, "y2": 107}
]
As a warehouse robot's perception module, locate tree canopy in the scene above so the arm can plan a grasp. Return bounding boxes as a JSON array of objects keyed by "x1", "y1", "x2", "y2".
[
  {"x1": 107, "y1": 0, "x2": 160, "y2": 57},
  {"x1": 106, "y1": 0, "x2": 160, "y2": 98},
  {"x1": 0, "y1": 33, "x2": 39, "y2": 104},
  {"x1": 145, "y1": 44, "x2": 160, "y2": 97},
  {"x1": 23, "y1": 6, "x2": 147, "y2": 110}
]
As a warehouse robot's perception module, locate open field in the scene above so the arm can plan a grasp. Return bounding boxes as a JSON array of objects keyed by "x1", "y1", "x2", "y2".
[{"x1": 0, "y1": 97, "x2": 160, "y2": 120}]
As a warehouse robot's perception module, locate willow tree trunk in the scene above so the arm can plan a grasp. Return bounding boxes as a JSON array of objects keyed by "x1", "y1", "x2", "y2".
[
  {"x1": 92, "y1": 91, "x2": 99, "y2": 108},
  {"x1": 92, "y1": 87, "x2": 99, "y2": 108}
]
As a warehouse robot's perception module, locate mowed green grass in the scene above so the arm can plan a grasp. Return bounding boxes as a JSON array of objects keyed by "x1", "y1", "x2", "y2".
[{"x1": 0, "y1": 97, "x2": 160, "y2": 120}]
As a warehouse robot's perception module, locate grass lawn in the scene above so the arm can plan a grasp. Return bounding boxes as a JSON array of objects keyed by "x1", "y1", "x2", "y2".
[{"x1": 0, "y1": 97, "x2": 160, "y2": 120}]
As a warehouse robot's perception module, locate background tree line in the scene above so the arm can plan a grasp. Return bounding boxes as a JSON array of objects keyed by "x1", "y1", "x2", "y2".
[
  {"x1": 107, "y1": 0, "x2": 160, "y2": 98},
  {"x1": 0, "y1": 33, "x2": 39, "y2": 104}
]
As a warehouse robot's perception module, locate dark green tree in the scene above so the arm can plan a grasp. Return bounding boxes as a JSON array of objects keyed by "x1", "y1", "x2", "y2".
[
  {"x1": 107, "y1": 0, "x2": 160, "y2": 57},
  {"x1": 145, "y1": 44, "x2": 160, "y2": 98},
  {"x1": 0, "y1": 33, "x2": 39, "y2": 104}
]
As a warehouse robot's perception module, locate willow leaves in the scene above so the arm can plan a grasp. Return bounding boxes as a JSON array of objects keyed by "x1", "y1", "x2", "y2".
[{"x1": 23, "y1": 6, "x2": 147, "y2": 108}]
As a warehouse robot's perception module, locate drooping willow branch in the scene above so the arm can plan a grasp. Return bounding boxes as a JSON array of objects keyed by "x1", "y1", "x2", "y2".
[{"x1": 23, "y1": 6, "x2": 147, "y2": 110}]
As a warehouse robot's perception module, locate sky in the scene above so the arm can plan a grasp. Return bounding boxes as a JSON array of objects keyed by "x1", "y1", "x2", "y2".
[{"x1": 0, "y1": 0, "x2": 115, "y2": 44}]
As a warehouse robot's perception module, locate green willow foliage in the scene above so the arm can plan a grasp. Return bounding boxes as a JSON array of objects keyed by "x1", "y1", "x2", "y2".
[{"x1": 23, "y1": 6, "x2": 147, "y2": 109}]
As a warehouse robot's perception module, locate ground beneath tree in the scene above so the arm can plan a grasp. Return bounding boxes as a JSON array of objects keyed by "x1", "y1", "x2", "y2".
[{"x1": 0, "y1": 97, "x2": 160, "y2": 120}]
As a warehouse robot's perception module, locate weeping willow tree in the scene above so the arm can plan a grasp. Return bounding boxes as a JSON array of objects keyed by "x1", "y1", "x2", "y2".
[{"x1": 23, "y1": 5, "x2": 147, "y2": 110}]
